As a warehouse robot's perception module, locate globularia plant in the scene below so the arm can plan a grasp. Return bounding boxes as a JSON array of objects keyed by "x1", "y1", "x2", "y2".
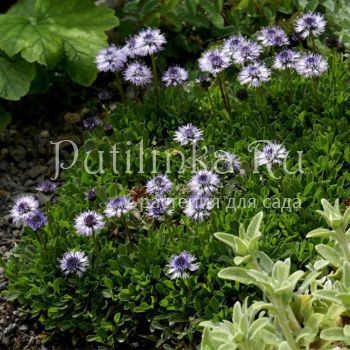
[{"x1": 200, "y1": 199, "x2": 350, "y2": 350}]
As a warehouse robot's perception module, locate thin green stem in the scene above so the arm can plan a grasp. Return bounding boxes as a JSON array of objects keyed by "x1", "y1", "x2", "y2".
[
  {"x1": 286, "y1": 304, "x2": 302, "y2": 333},
  {"x1": 311, "y1": 36, "x2": 316, "y2": 52},
  {"x1": 221, "y1": 74, "x2": 231, "y2": 113},
  {"x1": 256, "y1": 87, "x2": 267, "y2": 124},
  {"x1": 335, "y1": 228, "x2": 350, "y2": 263},
  {"x1": 217, "y1": 74, "x2": 229, "y2": 114},
  {"x1": 45, "y1": 197, "x2": 54, "y2": 239},
  {"x1": 207, "y1": 89, "x2": 214, "y2": 115},
  {"x1": 151, "y1": 55, "x2": 159, "y2": 87},
  {"x1": 270, "y1": 296, "x2": 299, "y2": 350},
  {"x1": 115, "y1": 72, "x2": 126, "y2": 101},
  {"x1": 311, "y1": 78, "x2": 321, "y2": 110}
]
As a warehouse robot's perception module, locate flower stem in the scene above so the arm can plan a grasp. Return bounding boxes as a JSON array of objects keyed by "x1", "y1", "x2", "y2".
[
  {"x1": 256, "y1": 87, "x2": 267, "y2": 124},
  {"x1": 207, "y1": 89, "x2": 215, "y2": 115},
  {"x1": 217, "y1": 74, "x2": 230, "y2": 114},
  {"x1": 115, "y1": 72, "x2": 126, "y2": 101},
  {"x1": 151, "y1": 55, "x2": 159, "y2": 87}
]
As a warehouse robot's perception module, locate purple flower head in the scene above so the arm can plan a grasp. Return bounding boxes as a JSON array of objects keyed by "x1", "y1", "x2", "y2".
[
  {"x1": 122, "y1": 36, "x2": 138, "y2": 58},
  {"x1": 167, "y1": 251, "x2": 199, "y2": 279},
  {"x1": 146, "y1": 197, "x2": 173, "y2": 220},
  {"x1": 162, "y1": 66, "x2": 188, "y2": 87},
  {"x1": 86, "y1": 188, "x2": 97, "y2": 202},
  {"x1": 123, "y1": 62, "x2": 152, "y2": 87},
  {"x1": 189, "y1": 170, "x2": 220, "y2": 196},
  {"x1": 83, "y1": 117, "x2": 101, "y2": 130},
  {"x1": 257, "y1": 142, "x2": 288, "y2": 167},
  {"x1": 218, "y1": 151, "x2": 241, "y2": 172},
  {"x1": 222, "y1": 35, "x2": 247, "y2": 58},
  {"x1": 295, "y1": 53, "x2": 328, "y2": 78},
  {"x1": 257, "y1": 27, "x2": 289, "y2": 47},
  {"x1": 146, "y1": 174, "x2": 173, "y2": 196},
  {"x1": 295, "y1": 12, "x2": 326, "y2": 39},
  {"x1": 74, "y1": 211, "x2": 105, "y2": 236},
  {"x1": 104, "y1": 196, "x2": 136, "y2": 218},
  {"x1": 238, "y1": 62, "x2": 271, "y2": 88},
  {"x1": 10, "y1": 195, "x2": 39, "y2": 223},
  {"x1": 36, "y1": 180, "x2": 57, "y2": 195},
  {"x1": 104, "y1": 123, "x2": 114, "y2": 136},
  {"x1": 232, "y1": 39, "x2": 262, "y2": 65},
  {"x1": 26, "y1": 210, "x2": 48, "y2": 231},
  {"x1": 59, "y1": 251, "x2": 89, "y2": 277},
  {"x1": 184, "y1": 195, "x2": 214, "y2": 222},
  {"x1": 174, "y1": 124, "x2": 203, "y2": 146},
  {"x1": 134, "y1": 28, "x2": 166, "y2": 56},
  {"x1": 273, "y1": 49, "x2": 300, "y2": 70},
  {"x1": 96, "y1": 45, "x2": 127, "y2": 72},
  {"x1": 199, "y1": 49, "x2": 231, "y2": 76}
]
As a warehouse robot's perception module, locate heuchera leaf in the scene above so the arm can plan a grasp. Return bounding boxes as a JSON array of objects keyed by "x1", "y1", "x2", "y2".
[
  {"x1": 0, "y1": 56, "x2": 35, "y2": 100},
  {"x1": 0, "y1": 0, "x2": 119, "y2": 86}
]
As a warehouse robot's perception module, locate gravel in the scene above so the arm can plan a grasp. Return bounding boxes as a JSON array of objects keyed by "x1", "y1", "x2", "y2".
[{"x1": 0, "y1": 116, "x2": 82, "y2": 350}]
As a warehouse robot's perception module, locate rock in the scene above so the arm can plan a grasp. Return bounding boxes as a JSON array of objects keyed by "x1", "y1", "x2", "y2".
[
  {"x1": 56, "y1": 134, "x2": 82, "y2": 147},
  {"x1": 64, "y1": 112, "x2": 81, "y2": 124},
  {"x1": 26, "y1": 165, "x2": 48, "y2": 178},
  {"x1": 40, "y1": 130, "x2": 50, "y2": 138},
  {"x1": 9, "y1": 146, "x2": 26, "y2": 162},
  {"x1": 0, "y1": 148, "x2": 9, "y2": 158}
]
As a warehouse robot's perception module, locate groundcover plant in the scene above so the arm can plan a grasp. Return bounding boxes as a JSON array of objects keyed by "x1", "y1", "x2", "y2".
[{"x1": 1, "y1": 2, "x2": 350, "y2": 350}]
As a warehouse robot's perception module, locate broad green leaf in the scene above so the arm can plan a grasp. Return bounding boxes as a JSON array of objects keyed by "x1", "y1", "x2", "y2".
[
  {"x1": 0, "y1": 56, "x2": 35, "y2": 100},
  {"x1": 315, "y1": 244, "x2": 342, "y2": 267},
  {"x1": 306, "y1": 228, "x2": 333, "y2": 238},
  {"x1": 320, "y1": 327, "x2": 347, "y2": 341},
  {"x1": 0, "y1": 0, "x2": 118, "y2": 85},
  {"x1": 246, "y1": 212, "x2": 263, "y2": 239},
  {"x1": 0, "y1": 16, "x2": 63, "y2": 66},
  {"x1": 248, "y1": 318, "x2": 269, "y2": 339},
  {"x1": 218, "y1": 267, "x2": 256, "y2": 285}
]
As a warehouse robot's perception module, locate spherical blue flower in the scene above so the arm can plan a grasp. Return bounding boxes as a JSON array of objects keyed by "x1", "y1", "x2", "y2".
[
  {"x1": 189, "y1": 170, "x2": 220, "y2": 196},
  {"x1": 123, "y1": 62, "x2": 152, "y2": 86},
  {"x1": 134, "y1": 28, "x2": 166, "y2": 56},
  {"x1": 222, "y1": 35, "x2": 247, "y2": 58},
  {"x1": 167, "y1": 251, "x2": 199, "y2": 279},
  {"x1": 257, "y1": 26, "x2": 289, "y2": 47},
  {"x1": 86, "y1": 188, "x2": 97, "y2": 202},
  {"x1": 146, "y1": 197, "x2": 173, "y2": 220},
  {"x1": 257, "y1": 142, "x2": 288, "y2": 167},
  {"x1": 83, "y1": 117, "x2": 101, "y2": 130},
  {"x1": 232, "y1": 39, "x2": 262, "y2": 65},
  {"x1": 104, "y1": 196, "x2": 136, "y2": 218},
  {"x1": 218, "y1": 151, "x2": 241, "y2": 173},
  {"x1": 96, "y1": 45, "x2": 127, "y2": 72},
  {"x1": 174, "y1": 124, "x2": 203, "y2": 146},
  {"x1": 184, "y1": 195, "x2": 214, "y2": 222},
  {"x1": 10, "y1": 195, "x2": 39, "y2": 223},
  {"x1": 74, "y1": 211, "x2": 105, "y2": 236},
  {"x1": 162, "y1": 66, "x2": 188, "y2": 87},
  {"x1": 146, "y1": 174, "x2": 173, "y2": 196},
  {"x1": 199, "y1": 49, "x2": 231, "y2": 76},
  {"x1": 122, "y1": 36, "x2": 138, "y2": 58},
  {"x1": 26, "y1": 210, "x2": 48, "y2": 231},
  {"x1": 273, "y1": 49, "x2": 300, "y2": 70},
  {"x1": 238, "y1": 62, "x2": 271, "y2": 88},
  {"x1": 59, "y1": 251, "x2": 89, "y2": 277},
  {"x1": 295, "y1": 53, "x2": 328, "y2": 77},
  {"x1": 36, "y1": 180, "x2": 57, "y2": 195},
  {"x1": 295, "y1": 12, "x2": 326, "y2": 39}
]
